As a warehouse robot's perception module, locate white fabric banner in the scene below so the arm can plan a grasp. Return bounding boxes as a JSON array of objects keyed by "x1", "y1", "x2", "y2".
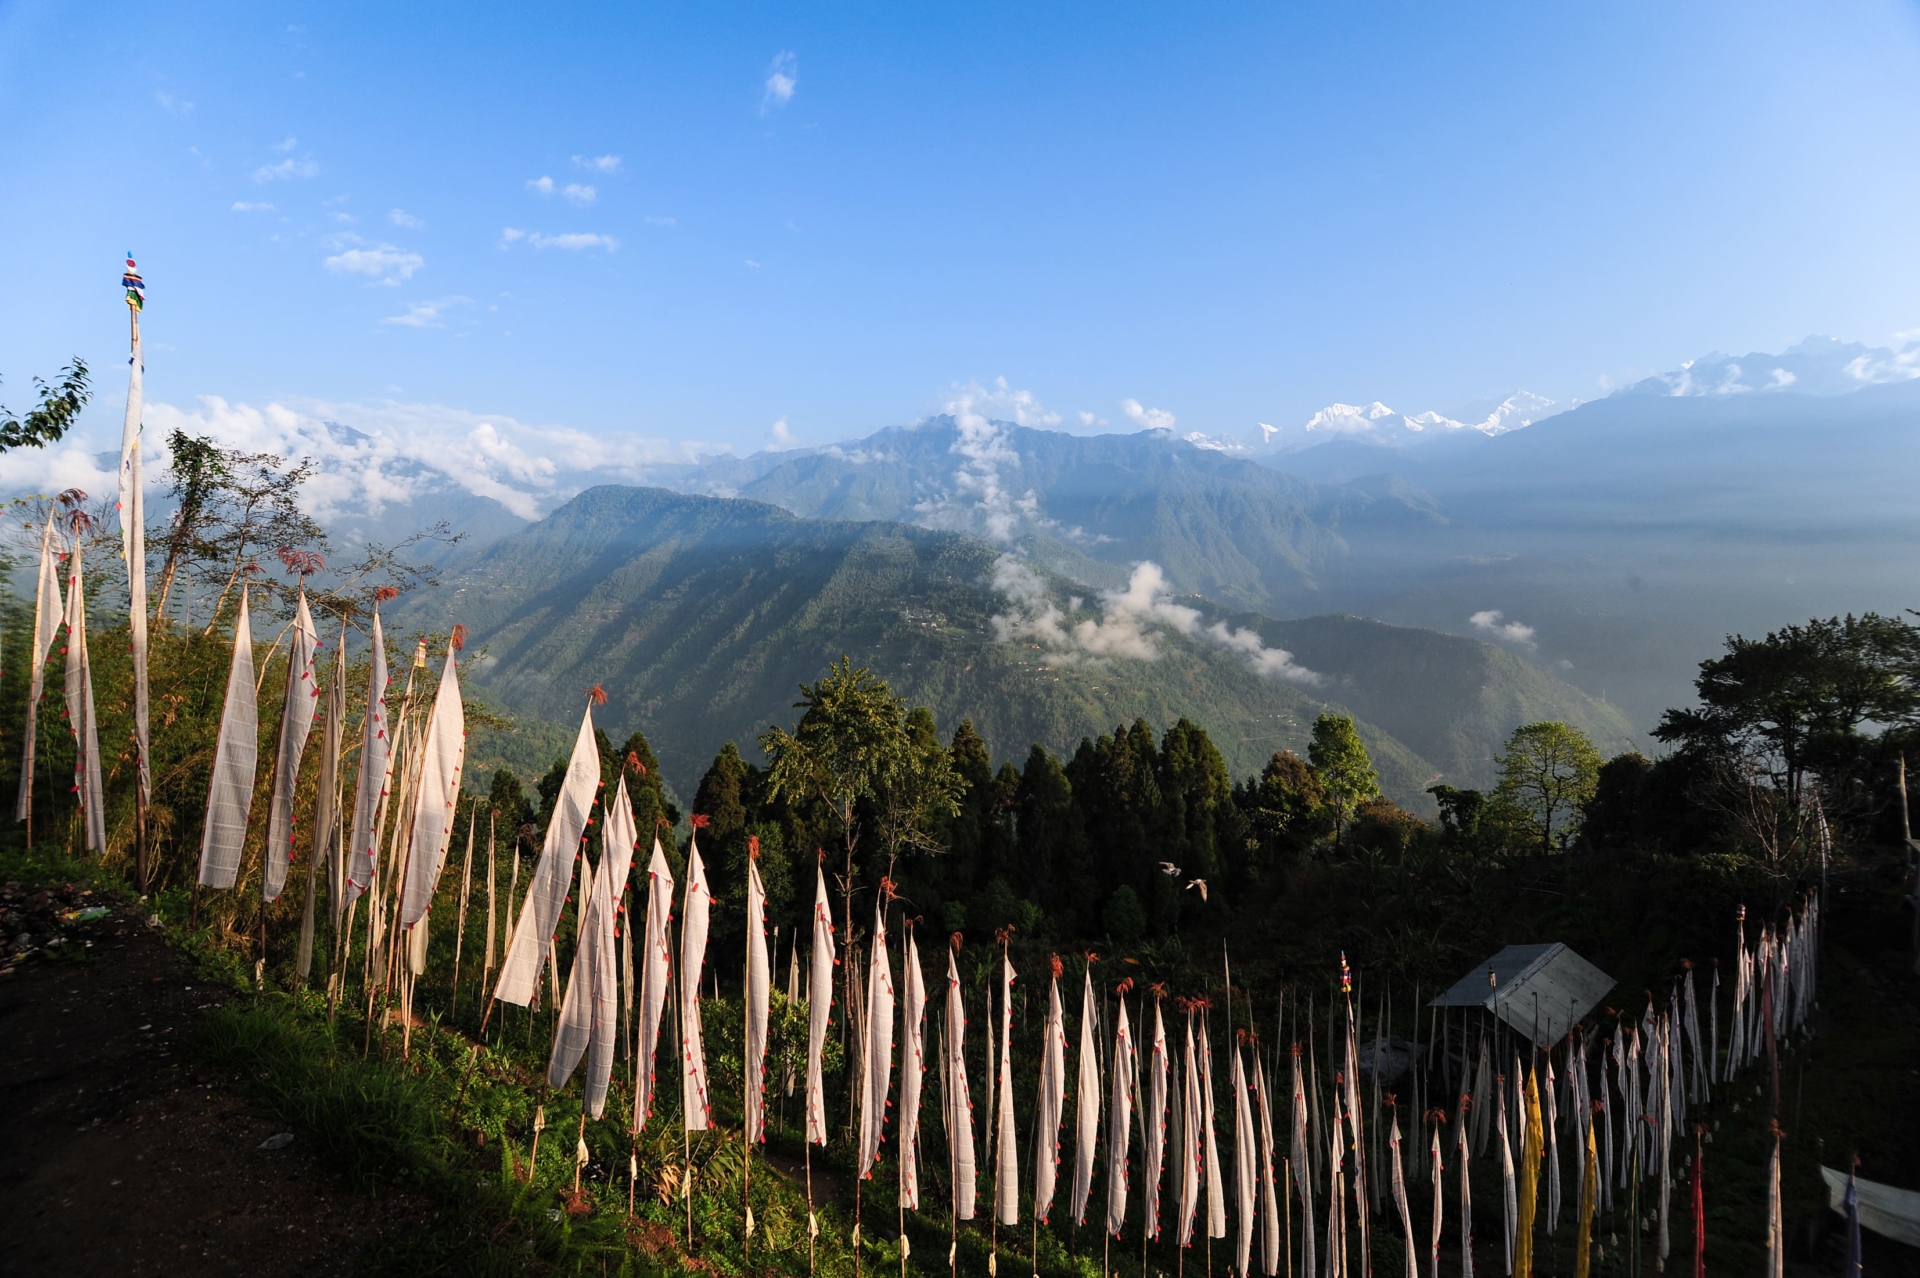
[{"x1": 197, "y1": 584, "x2": 256, "y2": 885}]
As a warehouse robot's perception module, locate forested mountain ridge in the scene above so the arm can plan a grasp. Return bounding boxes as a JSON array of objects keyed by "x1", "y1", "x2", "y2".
[
  {"x1": 687, "y1": 416, "x2": 1444, "y2": 611},
  {"x1": 1206, "y1": 609, "x2": 1636, "y2": 784},
  {"x1": 407, "y1": 484, "x2": 1633, "y2": 806}
]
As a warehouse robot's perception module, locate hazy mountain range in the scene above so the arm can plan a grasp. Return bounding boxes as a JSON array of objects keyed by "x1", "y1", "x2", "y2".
[
  {"x1": 399, "y1": 485, "x2": 1634, "y2": 808},
  {"x1": 16, "y1": 334, "x2": 1917, "y2": 787}
]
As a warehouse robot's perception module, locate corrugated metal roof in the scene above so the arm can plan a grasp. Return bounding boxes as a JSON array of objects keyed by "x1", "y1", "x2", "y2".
[{"x1": 1428, "y1": 942, "x2": 1614, "y2": 1045}]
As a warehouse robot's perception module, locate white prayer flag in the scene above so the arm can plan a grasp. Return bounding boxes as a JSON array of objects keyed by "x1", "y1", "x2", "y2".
[
  {"x1": 680, "y1": 834, "x2": 713, "y2": 1131},
  {"x1": 857, "y1": 899, "x2": 895, "y2": 1177},
  {"x1": 945, "y1": 944, "x2": 977, "y2": 1220},
  {"x1": 805, "y1": 865, "x2": 835, "y2": 1146},
  {"x1": 633, "y1": 838, "x2": 676, "y2": 1131},
  {"x1": 495, "y1": 705, "x2": 599, "y2": 1006},
  {"x1": 745, "y1": 849, "x2": 770, "y2": 1143},
  {"x1": 899, "y1": 927, "x2": 928, "y2": 1208},
  {"x1": 197, "y1": 583, "x2": 256, "y2": 885},
  {"x1": 116, "y1": 310, "x2": 150, "y2": 803},
  {"x1": 15, "y1": 520, "x2": 62, "y2": 825},
  {"x1": 343, "y1": 606, "x2": 391, "y2": 906},
  {"x1": 398, "y1": 639, "x2": 465, "y2": 924},
  {"x1": 262, "y1": 590, "x2": 320, "y2": 902},
  {"x1": 1146, "y1": 997, "x2": 1171, "y2": 1239},
  {"x1": 1108, "y1": 995, "x2": 1136, "y2": 1236},
  {"x1": 1032, "y1": 962, "x2": 1068, "y2": 1222},
  {"x1": 995, "y1": 949, "x2": 1019, "y2": 1225},
  {"x1": 1070, "y1": 966, "x2": 1101, "y2": 1226}
]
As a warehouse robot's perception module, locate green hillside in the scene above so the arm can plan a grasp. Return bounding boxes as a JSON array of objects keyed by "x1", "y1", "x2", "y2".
[
  {"x1": 1215, "y1": 610, "x2": 1640, "y2": 780},
  {"x1": 417, "y1": 485, "x2": 1633, "y2": 806}
]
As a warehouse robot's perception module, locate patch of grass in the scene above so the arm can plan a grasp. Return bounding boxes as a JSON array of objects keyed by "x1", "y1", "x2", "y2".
[{"x1": 196, "y1": 1000, "x2": 452, "y2": 1192}]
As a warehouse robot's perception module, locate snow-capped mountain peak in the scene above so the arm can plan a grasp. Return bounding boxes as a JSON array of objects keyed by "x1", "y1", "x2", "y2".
[
  {"x1": 1262, "y1": 391, "x2": 1569, "y2": 454},
  {"x1": 1620, "y1": 335, "x2": 1920, "y2": 398}
]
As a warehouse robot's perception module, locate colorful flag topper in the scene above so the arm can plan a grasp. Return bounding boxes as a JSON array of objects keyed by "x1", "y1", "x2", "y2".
[{"x1": 121, "y1": 255, "x2": 146, "y2": 310}]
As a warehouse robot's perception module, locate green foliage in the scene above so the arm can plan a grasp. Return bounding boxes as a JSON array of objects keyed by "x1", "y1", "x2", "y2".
[
  {"x1": 760, "y1": 655, "x2": 962, "y2": 887},
  {"x1": 1426, "y1": 783, "x2": 1484, "y2": 839},
  {"x1": 1102, "y1": 884, "x2": 1146, "y2": 942},
  {"x1": 1493, "y1": 720, "x2": 1605, "y2": 853},
  {"x1": 692, "y1": 741, "x2": 747, "y2": 838},
  {"x1": 0, "y1": 358, "x2": 90, "y2": 453},
  {"x1": 1240, "y1": 749, "x2": 1330, "y2": 876},
  {"x1": 1654, "y1": 612, "x2": 1920, "y2": 805},
  {"x1": 1347, "y1": 795, "x2": 1427, "y2": 860},
  {"x1": 936, "y1": 719, "x2": 1008, "y2": 900},
  {"x1": 873, "y1": 703, "x2": 966, "y2": 861},
  {"x1": 615, "y1": 731, "x2": 679, "y2": 857},
  {"x1": 1017, "y1": 743, "x2": 1088, "y2": 926},
  {"x1": 486, "y1": 768, "x2": 534, "y2": 845},
  {"x1": 1308, "y1": 712, "x2": 1378, "y2": 846},
  {"x1": 1158, "y1": 717, "x2": 1246, "y2": 901}
]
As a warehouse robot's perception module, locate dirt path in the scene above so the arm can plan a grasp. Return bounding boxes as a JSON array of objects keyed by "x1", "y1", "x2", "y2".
[{"x1": 0, "y1": 880, "x2": 426, "y2": 1277}]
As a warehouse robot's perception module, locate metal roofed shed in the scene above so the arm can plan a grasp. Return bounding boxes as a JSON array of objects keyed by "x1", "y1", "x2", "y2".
[{"x1": 1430, "y1": 942, "x2": 1615, "y2": 1045}]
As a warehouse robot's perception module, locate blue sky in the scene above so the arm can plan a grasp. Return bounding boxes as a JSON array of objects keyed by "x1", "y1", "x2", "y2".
[{"x1": 5, "y1": 0, "x2": 1920, "y2": 464}]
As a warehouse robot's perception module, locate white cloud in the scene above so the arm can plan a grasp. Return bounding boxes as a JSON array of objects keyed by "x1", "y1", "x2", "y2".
[
  {"x1": 1121, "y1": 398, "x2": 1177, "y2": 431},
  {"x1": 526, "y1": 175, "x2": 555, "y2": 196},
  {"x1": 324, "y1": 243, "x2": 424, "y2": 283},
  {"x1": 905, "y1": 380, "x2": 1070, "y2": 544},
  {"x1": 540, "y1": 232, "x2": 616, "y2": 251},
  {"x1": 562, "y1": 183, "x2": 596, "y2": 205},
  {"x1": 573, "y1": 154, "x2": 621, "y2": 173},
  {"x1": 0, "y1": 434, "x2": 118, "y2": 499},
  {"x1": 128, "y1": 395, "x2": 723, "y2": 524},
  {"x1": 330, "y1": 211, "x2": 357, "y2": 225},
  {"x1": 1204, "y1": 620, "x2": 1320, "y2": 683},
  {"x1": 232, "y1": 201, "x2": 276, "y2": 212},
  {"x1": 1469, "y1": 609, "x2": 1537, "y2": 648},
  {"x1": 1843, "y1": 343, "x2": 1920, "y2": 385},
  {"x1": 253, "y1": 155, "x2": 319, "y2": 182},
  {"x1": 990, "y1": 557, "x2": 1319, "y2": 682},
  {"x1": 388, "y1": 208, "x2": 425, "y2": 229},
  {"x1": 1183, "y1": 431, "x2": 1250, "y2": 455},
  {"x1": 762, "y1": 51, "x2": 797, "y2": 111},
  {"x1": 769, "y1": 416, "x2": 795, "y2": 448},
  {"x1": 272, "y1": 136, "x2": 298, "y2": 152},
  {"x1": 380, "y1": 296, "x2": 470, "y2": 328},
  {"x1": 744, "y1": 258, "x2": 761, "y2": 268},
  {"x1": 497, "y1": 228, "x2": 618, "y2": 251}
]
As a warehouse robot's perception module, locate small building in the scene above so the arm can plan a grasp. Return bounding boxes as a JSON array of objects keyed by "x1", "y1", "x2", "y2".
[{"x1": 1429, "y1": 942, "x2": 1615, "y2": 1045}]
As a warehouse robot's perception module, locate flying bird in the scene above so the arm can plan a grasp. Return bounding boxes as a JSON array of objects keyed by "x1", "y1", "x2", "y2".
[
  {"x1": 1185, "y1": 878, "x2": 1208, "y2": 901},
  {"x1": 1158, "y1": 861, "x2": 1180, "y2": 876}
]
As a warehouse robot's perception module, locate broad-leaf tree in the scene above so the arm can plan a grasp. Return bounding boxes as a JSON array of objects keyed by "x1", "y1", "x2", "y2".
[
  {"x1": 1493, "y1": 721, "x2": 1603, "y2": 854},
  {"x1": 758, "y1": 654, "x2": 962, "y2": 929},
  {"x1": 1308, "y1": 712, "x2": 1379, "y2": 848}
]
